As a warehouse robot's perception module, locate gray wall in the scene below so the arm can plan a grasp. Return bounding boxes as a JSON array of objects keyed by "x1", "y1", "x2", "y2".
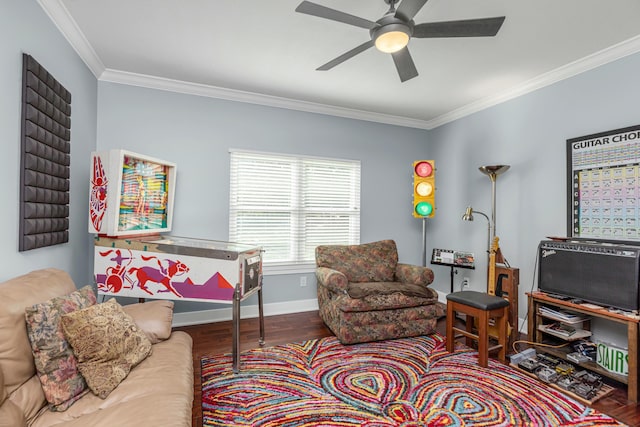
[
  {"x1": 96, "y1": 81, "x2": 432, "y2": 313},
  {"x1": 0, "y1": 0, "x2": 97, "y2": 285},
  {"x1": 427, "y1": 52, "x2": 640, "y2": 328}
]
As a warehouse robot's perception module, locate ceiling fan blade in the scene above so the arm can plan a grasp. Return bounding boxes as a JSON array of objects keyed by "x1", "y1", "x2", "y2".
[
  {"x1": 413, "y1": 16, "x2": 505, "y2": 38},
  {"x1": 391, "y1": 47, "x2": 418, "y2": 82},
  {"x1": 395, "y1": 0, "x2": 429, "y2": 22},
  {"x1": 295, "y1": 1, "x2": 377, "y2": 30},
  {"x1": 317, "y1": 40, "x2": 375, "y2": 71}
]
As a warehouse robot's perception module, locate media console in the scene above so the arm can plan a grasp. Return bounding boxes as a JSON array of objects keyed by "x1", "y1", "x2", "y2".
[{"x1": 527, "y1": 291, "x2": 639, "y2": 402}]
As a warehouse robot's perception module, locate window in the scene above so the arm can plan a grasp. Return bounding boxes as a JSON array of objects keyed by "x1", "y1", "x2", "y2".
[{"x1": 229, "y1": 150, "x2": 360, "y2": 274}]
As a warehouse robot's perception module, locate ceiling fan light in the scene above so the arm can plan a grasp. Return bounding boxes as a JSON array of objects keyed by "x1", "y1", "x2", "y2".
[{"x1": 375, "y1": 28, "x2": 410, "y2": 53}]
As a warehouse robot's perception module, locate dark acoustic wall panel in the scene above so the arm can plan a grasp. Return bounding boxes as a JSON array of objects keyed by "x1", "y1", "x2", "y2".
[{"x1": 19, "y1": 54, "x2": 71, "y2": 251}]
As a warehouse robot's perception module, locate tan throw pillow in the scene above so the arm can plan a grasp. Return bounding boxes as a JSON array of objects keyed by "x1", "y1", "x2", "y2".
[
  {"x1": 24, "y1": 285, "x2": 96, "y2": 411},
  {"x1": 122, "y1": 300, "x2": 174, "y2": 344},
  {"x1": 61, "y1": 299, "x2": 152, "y2": 399}
]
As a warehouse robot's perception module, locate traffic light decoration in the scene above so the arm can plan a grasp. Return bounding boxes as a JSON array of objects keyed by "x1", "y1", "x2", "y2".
[{"x1": 413, "y1": 160, "x2": 435, "y2": 218}]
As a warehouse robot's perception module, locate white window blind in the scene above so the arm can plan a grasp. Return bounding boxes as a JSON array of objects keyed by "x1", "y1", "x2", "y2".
[{"x1": 229, "y1": 150, "x2": 360, "y2": 269}]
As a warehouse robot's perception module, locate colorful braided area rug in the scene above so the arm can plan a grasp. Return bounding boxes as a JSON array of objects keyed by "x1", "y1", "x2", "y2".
[{"x1": 201, "y1": 333, "x2": 626, "y2": 426}]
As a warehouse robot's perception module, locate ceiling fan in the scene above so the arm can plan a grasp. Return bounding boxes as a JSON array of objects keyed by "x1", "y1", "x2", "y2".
[{"x1": 295, "y1": 0, "x2": 505, "y2": 82}]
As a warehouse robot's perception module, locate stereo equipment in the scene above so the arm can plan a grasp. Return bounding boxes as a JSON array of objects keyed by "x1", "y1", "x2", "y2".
[{"x1": 538, "y1": 240, "x2": 640, "y2": 313}]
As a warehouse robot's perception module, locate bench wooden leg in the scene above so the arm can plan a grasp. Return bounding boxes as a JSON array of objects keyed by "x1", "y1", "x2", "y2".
[
  {"x1": 446, "y1": 302, "x2": 455, "y2": 353},
  {"x1": 465, "y1": 312, "x2": 474, "y2": 348},
  {"x1": 478, "y1": 309, "x2": 489, "y2": 368},
  {"x1": 497, "y1": 306, "x2": 508, "y2": 363}
]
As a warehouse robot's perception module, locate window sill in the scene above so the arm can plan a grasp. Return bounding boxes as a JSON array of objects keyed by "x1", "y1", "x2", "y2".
[{"x1": 263, "y1": 262, "x2": 316, "y2": 276}]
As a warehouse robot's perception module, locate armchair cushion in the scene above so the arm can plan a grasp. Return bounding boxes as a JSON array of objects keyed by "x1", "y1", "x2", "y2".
[
  {"x1": 338, "y1": 286, "x2": 438, "y2": 312},
  {"x1": 315, "y1": 240, "x2": 398, "y2": 283},
  {"x1": 347, "y1": 281, "x2": 434, "y2": 299}
]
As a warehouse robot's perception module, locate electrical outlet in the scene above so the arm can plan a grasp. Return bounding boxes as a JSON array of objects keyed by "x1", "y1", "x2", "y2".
[
  {"x1": 462, "y1": 277, "x2": 470, "y2": 289},
  {"x1": 300, "y1": 276, "x2": 307, "y2": 287}
]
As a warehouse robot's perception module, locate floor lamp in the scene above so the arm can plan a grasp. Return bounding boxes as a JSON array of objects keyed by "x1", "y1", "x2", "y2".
[
  {"x1": 462, "y1": 165, "x2": 510, "y2": 283},
  {"x1": 479, "y1": 165, "x2": 510, "y2": 242}
]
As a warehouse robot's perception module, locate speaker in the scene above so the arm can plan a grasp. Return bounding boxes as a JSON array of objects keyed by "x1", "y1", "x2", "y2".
[{"x1": 538, "y1": 240, "x2": 640, "y2": 312}]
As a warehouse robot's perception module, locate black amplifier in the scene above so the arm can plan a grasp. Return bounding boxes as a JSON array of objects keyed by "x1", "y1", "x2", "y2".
[{"x1": 538, "y1": 240, "x2": 640, "y2": 312}]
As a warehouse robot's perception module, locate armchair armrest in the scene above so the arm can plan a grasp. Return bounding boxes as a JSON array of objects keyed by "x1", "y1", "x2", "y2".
[
  {"x1": 395, "y1": 263, "x2": 434, "y2": 287},
  {"x1": 316, "y1": 267, "x2": 348, "y2": 294}
]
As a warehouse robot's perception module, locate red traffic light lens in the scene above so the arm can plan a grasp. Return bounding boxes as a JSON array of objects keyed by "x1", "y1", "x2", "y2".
[{"x1": 414, "y1": 161, "x2": 433, "y2": 177}]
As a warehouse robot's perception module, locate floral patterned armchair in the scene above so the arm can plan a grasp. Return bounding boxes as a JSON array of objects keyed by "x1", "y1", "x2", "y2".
[{"x1": 315, "y1": 239, "x2": 445, "y2": 344}]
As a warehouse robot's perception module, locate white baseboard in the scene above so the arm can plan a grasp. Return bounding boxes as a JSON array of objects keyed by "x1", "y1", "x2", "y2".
[
  {"x1": 173, "y1": 293, "x2": 448, "y2": 327},
  {"x1": 173, "y1": 292, "x2": 526, "y2": 335},
  {"x1": 171, "y1": 298, "x2": 320, "y2": 327}
]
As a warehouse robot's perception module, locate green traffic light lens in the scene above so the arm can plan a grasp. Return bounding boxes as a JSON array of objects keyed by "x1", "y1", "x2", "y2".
[{"x1": 415, "y1": 202, "x2": 433, "y2": 216}]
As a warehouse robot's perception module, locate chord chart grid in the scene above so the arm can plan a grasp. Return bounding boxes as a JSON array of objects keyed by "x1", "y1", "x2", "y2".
[{"x1": 568, "y1": 125, "x2": 640, "y2": 242}]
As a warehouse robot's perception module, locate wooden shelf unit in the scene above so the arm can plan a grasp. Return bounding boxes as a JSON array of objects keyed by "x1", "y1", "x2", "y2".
[{"x1": 527, "y1": 292, "x2": 639, "y2": 402}]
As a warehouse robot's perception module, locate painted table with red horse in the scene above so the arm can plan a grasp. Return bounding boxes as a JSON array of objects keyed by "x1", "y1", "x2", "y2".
[{"x1": 94, "y1": 235, "x2": 264, "y2": 372}]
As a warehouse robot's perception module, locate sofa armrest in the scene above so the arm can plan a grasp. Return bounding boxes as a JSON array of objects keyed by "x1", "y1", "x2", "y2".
[
  {"x1": 122, "y1": 300, "x2": 174, "y2": 344},
  {"x1": 315, "y1": 267, "x2": 348, "y2": 294},
  {"x1": 395, "y1": 263, "x2": 434, "y2": 287}
]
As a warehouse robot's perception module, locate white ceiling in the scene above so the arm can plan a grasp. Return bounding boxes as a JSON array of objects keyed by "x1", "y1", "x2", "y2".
[{"x1": 40, "y1": 0, "x2": 640, "y2": 129}]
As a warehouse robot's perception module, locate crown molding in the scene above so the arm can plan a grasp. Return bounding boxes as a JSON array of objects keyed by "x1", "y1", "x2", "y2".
[
  {"x1": 37, "y1": 0, "x2": 640, "y2": 131},
  {"x1": 37, "y1": 0, "x2": 430, "y2": 128},
  {"x1": 37, "y1": 0, "x2": 105, "y2": 77},
  {"x1": 425, "y1": 34, "x2": 640, "y2": 129},
  {"x1": 99, "y1": 69, "x2": 433, "y2": 129}
]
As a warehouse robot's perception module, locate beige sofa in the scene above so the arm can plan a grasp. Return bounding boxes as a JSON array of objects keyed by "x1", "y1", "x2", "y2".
[{"x1": 0, "y1": 268, "x2": 194, "y2": 427}]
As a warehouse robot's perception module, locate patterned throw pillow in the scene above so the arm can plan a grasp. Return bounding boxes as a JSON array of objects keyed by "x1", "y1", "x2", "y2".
[
  {"x1": 61, "y1": 299, "x2": 152, "y2": 399},
  {"x1": 24, "y1": 285, "x2": 97, "y2": 411}
]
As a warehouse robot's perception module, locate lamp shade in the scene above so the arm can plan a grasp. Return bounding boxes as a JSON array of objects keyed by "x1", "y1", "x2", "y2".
[
  {"x1": 479, "y1": 165, "x2": 510, "y2": 179},
  {"x1": 462, "y1": 206, "x2": 474, "y2": 221}
]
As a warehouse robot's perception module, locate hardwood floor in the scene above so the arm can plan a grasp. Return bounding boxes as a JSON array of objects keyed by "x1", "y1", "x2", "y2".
[{"x1": 174, "y1": 311, "x2": 640, "y2": 427}]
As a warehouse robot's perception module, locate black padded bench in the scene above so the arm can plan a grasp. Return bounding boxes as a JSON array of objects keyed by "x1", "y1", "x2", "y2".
[{"x1": 445, "y1": 290, "x2": 509, "y2": 367}]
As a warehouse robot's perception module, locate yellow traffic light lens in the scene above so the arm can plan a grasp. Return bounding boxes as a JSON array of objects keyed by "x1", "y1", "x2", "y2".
[
  {"x1": 415, "y1": 202, "x2": 433, "y2": 216},
  {"x1": 415, "y1": 181, "x2": 433, "y2": 197},
  {"x1": 415, "y1": 161, "x2": 433, "y2": 177}
]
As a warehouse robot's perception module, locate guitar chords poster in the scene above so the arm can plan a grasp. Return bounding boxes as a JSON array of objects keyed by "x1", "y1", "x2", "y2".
[{"x1": 567, "y1": 124, "x2": 640, "y2": 242}]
